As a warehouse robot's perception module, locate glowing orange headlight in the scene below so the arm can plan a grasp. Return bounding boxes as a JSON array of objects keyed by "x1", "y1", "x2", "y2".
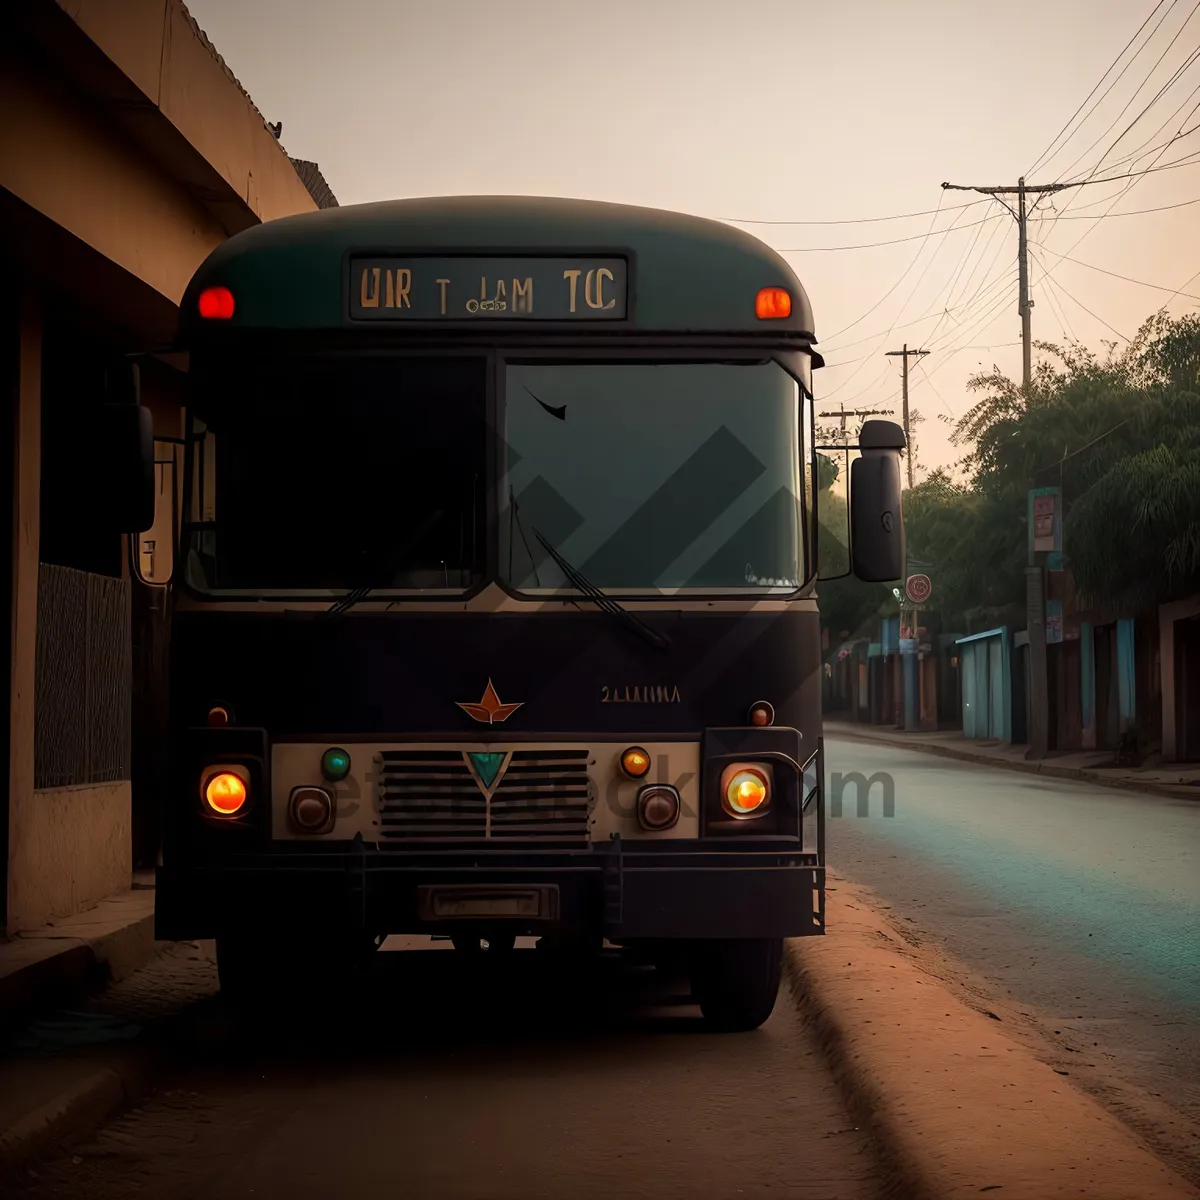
[
  {"x1": 721, "y1": 765, "x2": 770, "y2": 818},
  {"x1": 205, "y1": 772, "x2": 247, "y2": 815}
]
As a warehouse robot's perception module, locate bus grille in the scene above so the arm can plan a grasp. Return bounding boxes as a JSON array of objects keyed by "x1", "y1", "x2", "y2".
[{"x1": 377, "y1": 748, "x2": 593, "y2": 847}]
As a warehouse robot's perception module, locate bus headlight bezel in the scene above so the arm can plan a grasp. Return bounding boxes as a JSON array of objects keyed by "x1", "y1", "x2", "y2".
[
  {"x1": 200, "y1": 763, "x2": 252, "y2": 818},
  {"x1": 637, "y1": 784, "x2": 681, "y2": 831},
  {"x1": 719, "y1": 763, "x2": 772, "y2": 820}
]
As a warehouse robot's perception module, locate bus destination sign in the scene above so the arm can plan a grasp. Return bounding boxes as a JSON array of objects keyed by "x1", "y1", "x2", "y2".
[{"x1": 348, "y1": 257, "x2": 628, "y2": 322}]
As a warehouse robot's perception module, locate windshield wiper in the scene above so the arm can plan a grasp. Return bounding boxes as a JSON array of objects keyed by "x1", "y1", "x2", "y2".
[
  {"x1": 323, "y1": 510, "x2": 446, "y2": 617},
  {"x1": 532, "y1": 529, "x2": 671, "y2": 651}
]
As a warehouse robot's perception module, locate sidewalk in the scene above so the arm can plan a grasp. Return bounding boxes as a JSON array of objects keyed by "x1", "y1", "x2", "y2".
[
  {"x1": 824, "y1": 719, "x2": 1200, "y2": 801},
  {"x1": 0, "y1": 875, "x2": 198, "y2": 1179},
  {"x1": 785, "y1": 872, "x2": 1199, "y2": 1197}
]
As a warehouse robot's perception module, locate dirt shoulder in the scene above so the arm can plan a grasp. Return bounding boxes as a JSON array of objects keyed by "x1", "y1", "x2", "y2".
[{"x1": 785, "y1": 873, "x2": 1200, "y2": 1199}]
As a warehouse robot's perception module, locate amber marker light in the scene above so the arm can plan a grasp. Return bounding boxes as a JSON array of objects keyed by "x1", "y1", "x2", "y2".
[
  {"x1": 755, "y1": 287, "x2": 791, "y2": 319},
  {"x1": 205, "y1": 772, "x2": 247, "y2": 815},
  {"x1": 721, "y1": 765, "x2": 770, "y2": 818},
  {"x1": 207, "y1": 705, "x2": 230, "y2": 728},
  {"x1": 748, "y1": 701, "x2": 775, "y2": 727},
  {"x1": 198, "y1": 286, "x2": 235, "y2": 320},
  {"x1": 620, "y1": 746, "x2": 652, "y2": 778}
]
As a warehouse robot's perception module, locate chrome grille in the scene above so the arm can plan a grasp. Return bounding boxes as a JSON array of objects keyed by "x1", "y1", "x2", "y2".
[{"x1": 377, "y1": 749, "x2": 593, "y2": 847}]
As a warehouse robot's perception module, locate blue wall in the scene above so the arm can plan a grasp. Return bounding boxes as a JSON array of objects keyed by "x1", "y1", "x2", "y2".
[{"x1": 956, "y1": 627, "x2": 1012, "y2": 741}]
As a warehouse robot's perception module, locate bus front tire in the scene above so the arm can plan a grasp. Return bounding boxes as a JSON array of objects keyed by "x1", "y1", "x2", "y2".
[{"x1": 689, "y1": 938, "x2": 783, "y2": 1032}]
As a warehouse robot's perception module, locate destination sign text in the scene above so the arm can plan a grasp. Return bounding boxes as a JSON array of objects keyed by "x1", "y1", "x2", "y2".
[{"x1": 348, "y1": 257, "x2": 629, "y2": 321}]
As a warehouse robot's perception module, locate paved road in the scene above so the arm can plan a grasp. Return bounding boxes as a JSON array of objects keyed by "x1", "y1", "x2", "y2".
[
  {"x1": 825, "y1": 734, "x2": 1200, "y2": 1186},
  {"x1": 7, "y1": 944, "x2": 885, "y2": 1200}
]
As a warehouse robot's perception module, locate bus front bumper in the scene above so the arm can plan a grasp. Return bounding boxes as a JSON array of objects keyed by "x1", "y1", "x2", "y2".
[{"x1": 156, "y1": 844, "x2": 824, "y2": 942}]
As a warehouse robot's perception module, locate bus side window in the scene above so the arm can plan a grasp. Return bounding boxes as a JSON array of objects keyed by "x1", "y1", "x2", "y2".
[
  {"x1": 134, "y1": 442, "x2": 179, "y2": 585},
  {"x1": 190, "y1": 424, "x2": 217, "y2": 524}
]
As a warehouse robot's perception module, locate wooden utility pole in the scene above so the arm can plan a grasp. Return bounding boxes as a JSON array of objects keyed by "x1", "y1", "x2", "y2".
[
  {"x1": 885, "y1": 345, "x2": 928, "y2": 488},
  {"x1": 939, "y1": 177, "x2": 1076, "y2": 386},
  {"x1": 821, "y1": 403, "x2": 895, "y2": 446},
  {"x1": 939, "y1": 177, "x2": 1079, "y2": 759}
]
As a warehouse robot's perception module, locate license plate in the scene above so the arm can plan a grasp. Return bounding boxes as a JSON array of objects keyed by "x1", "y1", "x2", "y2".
[{"x1": 418, "y1": 885, "x2": 559, "y2": 921}]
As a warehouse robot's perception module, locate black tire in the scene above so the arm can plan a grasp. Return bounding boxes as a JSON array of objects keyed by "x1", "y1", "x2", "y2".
[{"x1": 689, "y1": 938, "x2": 783, "y2": 1032}]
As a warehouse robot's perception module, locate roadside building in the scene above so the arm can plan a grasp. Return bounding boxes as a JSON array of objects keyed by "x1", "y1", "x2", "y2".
[{"x1": 3, "y1": 0, "x2": 336, "y2": 937}]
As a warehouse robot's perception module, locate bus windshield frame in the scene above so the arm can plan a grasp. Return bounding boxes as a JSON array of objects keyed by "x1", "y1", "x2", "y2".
[{"x1": 175, "y1": 344, "x2": 818, "y2": 603}]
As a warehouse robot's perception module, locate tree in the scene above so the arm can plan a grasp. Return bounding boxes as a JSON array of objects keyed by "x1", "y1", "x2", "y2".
[{"x1": 939, "y1": 310, "x2": 1200, "y2": 620}]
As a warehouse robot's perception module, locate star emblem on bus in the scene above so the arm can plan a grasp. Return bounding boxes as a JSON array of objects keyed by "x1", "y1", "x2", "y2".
[{"x1": 457, "y1": 679, "x2": 523, "y2": 724}]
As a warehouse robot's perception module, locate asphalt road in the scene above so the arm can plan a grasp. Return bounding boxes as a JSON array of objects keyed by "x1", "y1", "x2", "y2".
[
  {"x1": 825, "y1": 734, "x2": 1200, "y2": 1186},
  {"x1": 7, "y1": 945, "x2": 886, "y2": 1200}
]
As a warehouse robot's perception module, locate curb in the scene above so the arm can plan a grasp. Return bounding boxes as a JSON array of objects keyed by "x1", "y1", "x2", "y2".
[
  {"x1": 825, "y1": 724, "x2": 1200, "y2": 801},
  {"x1": 0, "y1": 1035, "x2": 169, "y2": 1180},
  {"x1": 784, "y1": 884, "x2": 1199, "y2": 1198},
  {"x1": 0, "y1": 913, "x2": 164, "y2": 1039}
]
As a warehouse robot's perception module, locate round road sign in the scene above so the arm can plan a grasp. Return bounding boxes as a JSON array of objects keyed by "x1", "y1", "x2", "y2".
[{"x1": 905, "y1": 574, "x2": 932, "y2": 604}]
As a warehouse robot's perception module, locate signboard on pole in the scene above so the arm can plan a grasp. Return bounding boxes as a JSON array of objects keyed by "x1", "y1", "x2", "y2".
[
  {"x1": 905, "y1": 574, "x2": 932, "y2": 604},
  {"x1": 1029, "y1": 487, "x2": 1061, "y2": 556}
]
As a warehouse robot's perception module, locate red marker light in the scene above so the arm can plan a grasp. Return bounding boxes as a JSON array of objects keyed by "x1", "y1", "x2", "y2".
[
  {"x1": 755, "y1": 287, "x2": 792, "y2": 320},
  {"x1": 198, "y1": 286, "x2": 235, "y2": 320}
]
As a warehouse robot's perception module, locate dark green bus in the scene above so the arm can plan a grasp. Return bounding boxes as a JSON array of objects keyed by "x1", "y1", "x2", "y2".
[{"x1": 145, "y1": 196, "x2": 904, "y2": 1031}]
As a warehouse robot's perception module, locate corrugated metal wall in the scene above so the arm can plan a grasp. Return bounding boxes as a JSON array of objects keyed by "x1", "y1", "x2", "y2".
[{"x1": 34, "y1": 563, "x2": 131, "y2": 788}]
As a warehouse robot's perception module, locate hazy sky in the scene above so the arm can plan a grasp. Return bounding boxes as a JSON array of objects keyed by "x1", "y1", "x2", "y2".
[{"x1": 187, "y1": 0, "x2": 1200, "y2": 477}]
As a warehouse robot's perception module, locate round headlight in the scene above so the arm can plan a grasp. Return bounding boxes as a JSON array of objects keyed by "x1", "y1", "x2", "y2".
[
  {"x1": 290, "y1": 787, "x2": 334, "y2": 833},
  {"x1": 637, "y1": 785, "x2": 681, "y2": 831},
  {"x1": 723, "y1": 768, "x2": 769, "y2": 817},
  {"x1": 205, "y1": 772, "x2": 247, "y2": 815},
  {"x1": 620, "y1": 746, "x2": 652, "y2": 779}
]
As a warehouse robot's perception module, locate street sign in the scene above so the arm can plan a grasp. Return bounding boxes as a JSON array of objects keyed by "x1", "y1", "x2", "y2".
[{"x1": 905, "y1": 574, "x2": 932, "y2": 604}]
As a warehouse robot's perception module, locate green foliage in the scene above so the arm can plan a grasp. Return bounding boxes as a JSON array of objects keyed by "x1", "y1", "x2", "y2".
[{"x1": 902, "y1": 310, "x2": 1200, "y2": 625}]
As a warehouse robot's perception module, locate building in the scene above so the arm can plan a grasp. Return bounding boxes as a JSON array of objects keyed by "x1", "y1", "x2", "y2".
[{"x1": 3, "y1": 0, "x2": 335, "y2": 937}]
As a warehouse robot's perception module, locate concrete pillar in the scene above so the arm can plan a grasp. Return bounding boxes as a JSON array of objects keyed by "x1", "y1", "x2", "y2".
[{"x1": 7, "y1": 291, "x2": 40, "y2": 937}]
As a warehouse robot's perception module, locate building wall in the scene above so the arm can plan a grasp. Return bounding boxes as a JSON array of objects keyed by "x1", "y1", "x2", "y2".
[
  {"x1": 1160, "y1": 594, "x2": 1200, "y2": 762},
  {"x1": 4, "y1": 0, "x2": 321, "y2": 934}
]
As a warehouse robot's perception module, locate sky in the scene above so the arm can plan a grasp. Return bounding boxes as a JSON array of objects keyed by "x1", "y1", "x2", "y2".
[{"x1": 186, "y1": 0, "x2": 1200, "y2": 478}]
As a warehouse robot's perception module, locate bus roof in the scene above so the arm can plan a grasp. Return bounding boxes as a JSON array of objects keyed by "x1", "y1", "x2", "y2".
[{"x1": 179, "y1": 196, "x2": 820, "y2": 348}]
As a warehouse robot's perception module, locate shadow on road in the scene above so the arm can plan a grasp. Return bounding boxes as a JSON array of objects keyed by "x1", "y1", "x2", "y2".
[{"x1": 181, "y1": 948, "x2": 714, "y2": 1067}]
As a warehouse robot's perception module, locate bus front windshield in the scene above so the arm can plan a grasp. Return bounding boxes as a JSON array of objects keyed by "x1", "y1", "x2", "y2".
[
  {"x1": 184, "y1": 355, "x2": 488, "y2": 594},
  {"x1": 500, "y1": 360, "x2": 809, "y2": 595}
]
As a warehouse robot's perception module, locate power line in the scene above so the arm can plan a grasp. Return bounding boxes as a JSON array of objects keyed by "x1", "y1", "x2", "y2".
[
  {"x1": 926, "y1": 221, "x2": 1014, "y2": 345},
  {"x1": 1027, "y1": 0, "x2": 1173, "y2": 176},
  {"x1": 1046, "y1": 273, "x2": 1131, "y2": 340},
  {"x1": 1030, "y1": 251, "x2": 1081, "y2": 341},
  {"x1": 721, "y1": 199, "x2": 986, "y2": 226},
  {"x1": 1037, "y1": 111, "x2": 1200, "y2": 288},
  {"x1": 777, "y1": 212, "x2": 996, "y2": 252},
  {"x1": 1033, "y1": 242, "x2": 1200, "y2": 299},
  {"x1": 1045, "y1": 192, "x2": 1200, "y2": 218},
  {"x1": 813, "y1": 190, "x2": 954, "y2": 389},
  {"x1": 1053, "y1": 3, "x2": 1200, "y2": 184},
  {"x1": 1156, "y1": 261, "x2": 1200, "y2": 307}
]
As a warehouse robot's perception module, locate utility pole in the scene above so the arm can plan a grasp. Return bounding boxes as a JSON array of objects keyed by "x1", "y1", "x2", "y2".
[
  {"x1": 940, "y1": 176, "x2": 1078, "y2": 760},
  {"x1": 820, "y1": 403, "x2": 895, "y2": 446},
  {"x1": 884, "y1": 345, "x2": 928, "y2": 488},
  {"x1": 940, "y1": 177, "x2": 1076, "y2": 385}
]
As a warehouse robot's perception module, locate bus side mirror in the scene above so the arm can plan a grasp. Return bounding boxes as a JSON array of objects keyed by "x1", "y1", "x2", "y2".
[
  {"x1": 849, "y1": 420, "x2": 905, "y2": 582},
  {"x1": 100, "y1": 364, "x2": 156, "y2": 534}
]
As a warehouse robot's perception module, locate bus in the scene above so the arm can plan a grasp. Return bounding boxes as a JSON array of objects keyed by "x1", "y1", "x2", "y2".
[{"x1": 142, "y1": 196, "x2": 905, "y2": 1032}]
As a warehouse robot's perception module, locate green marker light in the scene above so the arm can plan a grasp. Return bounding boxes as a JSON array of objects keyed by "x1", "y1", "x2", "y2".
[{"x1": 321, "y1": 747, "x2": 351, "y2": 782}]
